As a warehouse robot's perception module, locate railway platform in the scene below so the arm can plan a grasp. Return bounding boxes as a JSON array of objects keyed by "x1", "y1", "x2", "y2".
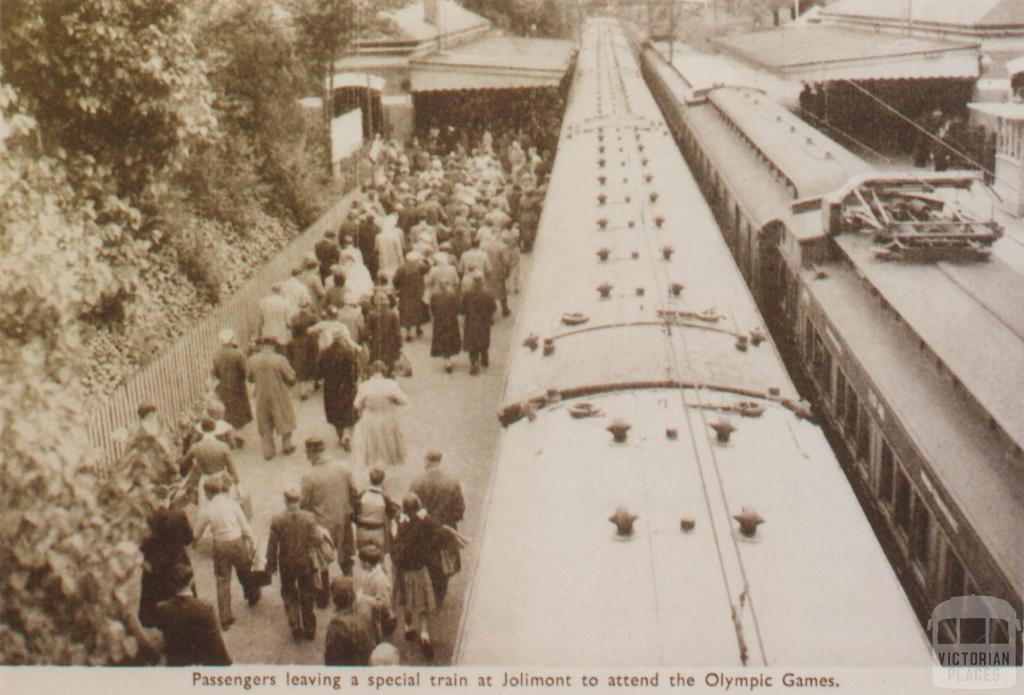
[{"x1": 187, "y1": 258, "x2": 530, "y2": 665}]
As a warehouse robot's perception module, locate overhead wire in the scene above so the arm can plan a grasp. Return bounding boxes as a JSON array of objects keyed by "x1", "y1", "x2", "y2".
[{"x1": 606, "y1": 21, "x2": 768, "y2": 667}]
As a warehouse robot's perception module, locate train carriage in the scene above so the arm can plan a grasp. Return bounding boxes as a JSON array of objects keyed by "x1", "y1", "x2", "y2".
[
  {"x1": 454, "y1": 19, "x2": 930, "y2": 666},
  {"x1": 640, "y1": 38, "x2": 1024, "y2": 659}
]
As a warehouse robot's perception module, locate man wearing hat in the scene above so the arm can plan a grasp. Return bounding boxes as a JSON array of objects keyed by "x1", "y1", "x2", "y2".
[
  {"x1": 266, "y1": 482, "x2": 320, "y2": 642},
  {"x1": 246, "y1": 337, "x2": 297, "y2": 460},
  {"x1": 315, "y1": 230, "x2": 341, "y2": 284},
  {"x1": 193, "y1": 477, "x2": 261, "y2": 630},
  {"x1": 118, "y1": 401, "x2": 178, "y2": 487},
  {"x1": 212, "y1": 328, "x2": 251, "y2": 442},
  {"x1": 300, "y1": 437, "x2": 360, "y2": 598},
  {"x1": 374, "y1": 216, "x2": 405, "y2": 285},
  {"x1": 461, "y1": 271, "x2": 497, "y2": 376},
  {"x1": 410, "y1": 450, "x2": 465, "y2": 606}
]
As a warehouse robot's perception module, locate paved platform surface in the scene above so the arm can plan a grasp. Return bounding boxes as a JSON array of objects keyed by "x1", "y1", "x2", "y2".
[{"x1": 186, "y1": 258, "x2": 531, "y2": 666}]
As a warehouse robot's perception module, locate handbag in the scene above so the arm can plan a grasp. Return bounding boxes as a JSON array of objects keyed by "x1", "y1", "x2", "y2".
[{"x1": 438, "y1": 545, "x2": 460, "y2": 578}]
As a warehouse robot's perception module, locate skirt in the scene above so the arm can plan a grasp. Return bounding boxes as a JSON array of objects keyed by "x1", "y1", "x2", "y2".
[{"x1": 393, "y1": 567, "x2": 435, "y2": 616}]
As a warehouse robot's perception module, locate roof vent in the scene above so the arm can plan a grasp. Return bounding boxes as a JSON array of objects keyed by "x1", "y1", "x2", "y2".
[
  {"x1": 609, "y1": 506, "x2": 638, "y2": 537},
  {"x1": 709, "y1": 419, "x2": 736, "y2": 444},
  {"x1": 733, "y1": 508, "x2": 764, "y2": 538},
  {"x1": 607, "y1": 419, "x2": 631, "y2": 443}
]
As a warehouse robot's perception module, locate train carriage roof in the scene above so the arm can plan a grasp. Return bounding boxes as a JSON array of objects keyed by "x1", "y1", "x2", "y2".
[{"x1": 456, "y1": 18, "x2": 931, "y2": 667}]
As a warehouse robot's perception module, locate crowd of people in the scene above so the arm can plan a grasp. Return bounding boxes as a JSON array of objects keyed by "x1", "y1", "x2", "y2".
[{"x1": 119, "y1": 113, "x2": 563, "y2": 667}]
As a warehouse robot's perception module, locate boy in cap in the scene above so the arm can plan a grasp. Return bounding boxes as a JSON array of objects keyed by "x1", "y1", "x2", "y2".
[
  {"x1": 355, "y1": 544, "x2": 395, "y2": 640},
  {"x1": 324, "y1": 577, "x2": 376, "y2": 665}
]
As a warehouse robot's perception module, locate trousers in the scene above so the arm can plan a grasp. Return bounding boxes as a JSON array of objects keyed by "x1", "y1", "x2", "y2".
[
  {"x1": 279, "y1": 566, "x2": 316, "y2": 638},
  {"x1": 212, "y1": 538, "x2": 258, "y2": 625}
]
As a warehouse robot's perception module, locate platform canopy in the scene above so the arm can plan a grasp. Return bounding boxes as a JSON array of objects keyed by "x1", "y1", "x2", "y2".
[
  {"x1": 410, "y1": 35, "x2": 575, "y2": 93},
  {"x1": 714, "y1": 26, "x2": 980, "y2": 83},
  {"x1": 325, "y1": 72, "x2": 386, "y2": 91}
]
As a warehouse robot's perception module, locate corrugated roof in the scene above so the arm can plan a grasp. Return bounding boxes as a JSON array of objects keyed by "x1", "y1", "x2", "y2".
[
  {"x1": 714, "y1": 26, "x2": 980, "y2": 81},
  {"x1": 410, "y1": 35, "x2": 574, "y2": 92},
  {"x1": 413, "y1": 35, "x2": 574, "y2": 72},
  {"x1": 823, "y1": 0, "x2": 1024, "y2": 28}
]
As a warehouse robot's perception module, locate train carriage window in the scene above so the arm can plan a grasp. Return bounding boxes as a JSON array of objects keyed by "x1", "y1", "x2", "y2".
[
  {"x1": 894, "y1": 468, "x2": 912, "y2": 538},
  {"x1": 835, "y1": 371, "x2": 848, "y2": 421},
  {"x1": 879, "y1": 440, "x2": 896, "y2": 506},
  {"x1": 943, "y1": 546, "x2": 966, "y2": 600},
  {"x1": 856, "y1": 405, "x2": 872, "y2": 464},
  {"x1": 844, "y1": 386, "x2": 859, "y2": 439},
  {"x1": 910, "y1": 494, "x2": 931, "y2": 568}
]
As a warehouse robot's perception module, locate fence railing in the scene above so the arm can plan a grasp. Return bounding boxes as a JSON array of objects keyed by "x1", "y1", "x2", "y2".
[{"x1": 87, "y1": 192, "x2": 357, "y2": 472}]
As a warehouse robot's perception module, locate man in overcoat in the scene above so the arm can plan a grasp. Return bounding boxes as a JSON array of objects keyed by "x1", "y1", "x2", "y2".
[
  {"x1": 461, "y1": 272, "x2": 497, "y2": 376},
  {"x1": 409, "y1": 450, "x2": 465, "y2": 606},
  {"x1": 300, "y1": 438, "x2": 360, "y2": 600},
  {"x1": 246, "y1": 337, "x2": 297, "y2": 460},
  {"x1": 480, "y1": 231, "x2": 511, "y2": 317},
  {"x1": 267, "y1": 483, "x2": 319, "y2": 642}
]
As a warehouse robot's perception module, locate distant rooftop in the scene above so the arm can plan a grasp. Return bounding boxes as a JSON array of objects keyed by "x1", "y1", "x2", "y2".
[
  {"x1": 822, "y1": 0, "x2": 1024, "y2": 32},
  {"x1": 359, "y1": 0, "x2": 489, "y2": 45},
  {"x1": 714, "y1": 26, "x2": 979, "y2": 82}
]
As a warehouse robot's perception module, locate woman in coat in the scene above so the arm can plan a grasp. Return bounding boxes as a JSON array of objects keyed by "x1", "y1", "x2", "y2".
[
  {"x1": 289, "y1": 295, "x2": 320, "y2": 395},
  {"x1": 392, "y1": 253, "x2": 428, "y2": 342},
  {"x1": 138, "y1": 506, "x2": 194, "y2": 628},
  {"x1": 430, "y1": 286, "x2": 462, "y2": 373},
  {"x1": 352, "y1": 361, "x2": 408, "y2": 468},
  {"x1": 319, "y1": 327, "x2": 360, "y2": 450},
  {"x1": 364, "y1": 291, "x2": 402, "y2": 375},
  {"x1": 211, "y1": 329, "x2": 252, "y2": 438}
]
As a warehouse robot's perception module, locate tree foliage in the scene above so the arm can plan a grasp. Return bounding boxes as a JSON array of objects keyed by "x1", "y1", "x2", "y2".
[
  {"x1": 0, "y1": 87, "x2": 159, "y2": 665},
  {"x1": 1, "y1": 0, "x2": 216, "y2": 200}
]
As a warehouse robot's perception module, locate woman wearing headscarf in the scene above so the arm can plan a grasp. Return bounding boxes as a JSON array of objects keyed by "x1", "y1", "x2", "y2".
[
  {"x1": 338, "y1": 249, "x2": 374, "y2": 306},
  {"x1": 319, "y1": 325, "x2": 361, "y2": 450},
  {"x1": 352, "y1": 361, "x2": 408, "y2": 468}
]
